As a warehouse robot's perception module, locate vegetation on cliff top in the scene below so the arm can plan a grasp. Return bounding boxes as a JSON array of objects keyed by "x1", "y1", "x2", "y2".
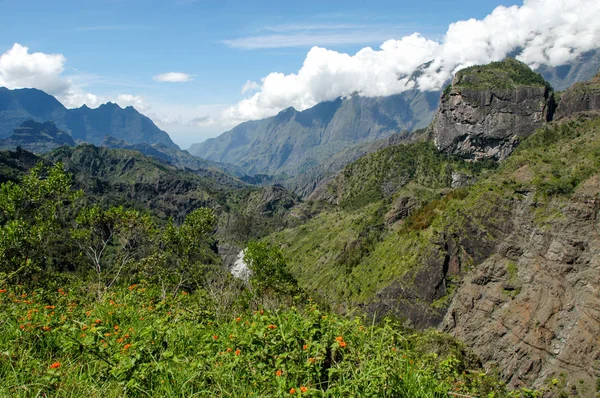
[{"x1": 452, "y1": 58, "x2": 552, "y2": 91}]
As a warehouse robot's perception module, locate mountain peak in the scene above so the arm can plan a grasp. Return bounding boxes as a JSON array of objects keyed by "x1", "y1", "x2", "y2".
[
  {"x1": 0, "y1": 87, "x2": 179, "y2": 150},
  {"x1": 100, "y1": 102, "x2": 123, "y2": 110}
]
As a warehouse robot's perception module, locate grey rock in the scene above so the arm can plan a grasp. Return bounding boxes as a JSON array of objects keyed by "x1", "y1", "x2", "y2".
[
  {"x1": 555, "y1": 72, "x2": 600, "y2": 119},
  {"x1": 432, "y1": 84, "x2": 553, "y2": 161}
]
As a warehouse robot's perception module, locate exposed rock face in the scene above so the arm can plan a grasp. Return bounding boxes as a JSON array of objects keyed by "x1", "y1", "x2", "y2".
[
  {"x1": 0, "y1": 120, "x2": 75, "y2": 153},
  {"x1": 555, "y1": 72, "x2": 600, "y2": 119},
  {"x1": 442, "y1": 189, "x2": 600, "y2": 391},
  {"x1": 432, "y1": 59, "x2": 555, "y2": 161}
]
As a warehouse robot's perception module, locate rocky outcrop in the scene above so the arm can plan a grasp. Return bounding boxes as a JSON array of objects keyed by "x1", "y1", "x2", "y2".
[
  {"x1": 555, "y1": 72, "x2": 600, "y2": 119},
  {"x1": 442, "y1": 186, "x2": 600, "y2": 392},
  {"x1": 432, "y1": 59, "x2": 555, "y2": 161}
]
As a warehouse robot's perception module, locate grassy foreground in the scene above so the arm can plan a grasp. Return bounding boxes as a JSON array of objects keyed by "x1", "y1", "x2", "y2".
[{"x1": 0, "y1": 281, "x2": 547, "y2": 397}]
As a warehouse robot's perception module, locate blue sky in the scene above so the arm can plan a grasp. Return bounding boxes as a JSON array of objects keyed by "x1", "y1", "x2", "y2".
[{"x1": 1, "y1": 0, "x2": 596, "y2": 147}]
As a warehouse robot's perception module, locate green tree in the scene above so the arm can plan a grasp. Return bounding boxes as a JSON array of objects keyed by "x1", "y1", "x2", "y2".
[
  {"x1": 244, "y1": 241, "x2": 299, "y2": 299},
  {"x1": 0, "y1": 162, "x2": 78, "y2": 284},
  {"x1": 158, "y1": 207, "x2": 217, "y2": 298},
  {"x1": 71, "y1": 205, "x2": 156, "y2": 298}
]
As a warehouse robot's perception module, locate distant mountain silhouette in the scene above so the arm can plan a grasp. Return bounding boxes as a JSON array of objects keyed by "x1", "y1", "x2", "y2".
[{"x1": 0, "y1": 87, "x2": 178, "y2": 149}]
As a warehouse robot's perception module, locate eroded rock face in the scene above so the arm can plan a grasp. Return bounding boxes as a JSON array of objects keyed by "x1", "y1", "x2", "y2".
[
  {"x1": 556, "y1": 73, "x2": 600, "y2": 119},
  {"x1": 442, "y1": 189, "x2": 600, "y2": 391},
  {"x1": 432, "y1": 83, "x2": 553, "y2": 161}
]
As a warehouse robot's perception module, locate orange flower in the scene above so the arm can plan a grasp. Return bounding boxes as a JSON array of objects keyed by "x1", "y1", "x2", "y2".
[
  {"x1": 213, "y1": 335, "x2": 218, "y2": 340},
  {"x1": 267, "y1": 324, "x2": 277, "y2": 330},
  {"x1": 104, "y1": 333, "x2": 111, "y2": 337},
  {"x1": 335, "y1": 336, "x2": 343, "y2": 342},
  {"x1": 0, "y1": 289, "x2": 6, "y2": 293},
  {"x1": 181, "y1": 291, "x2": 188, "y2": 295},
  {"x1": 45, "y1": 305, "x2": 55, "y2": 309},
  {"x1": 128, "y1": 284, "x2": 137, "y2": 290},
  {"x1": 226, "y1": 347, "x2": 232, "y2": 353},
  {"x1": 303, "y1": 344, "x2": 308, "y2": 351},
  {"x1": 42, "y1": 326, "x2": 51, "y2": 332},
  {"x1": 235, "y1": 317, "x2": 242, "y2": 322},
  {"x1": 114, "y1": 325, "x2": 119, "y2": 331},
  {"x1": 289, "y1": 388, "x2": 296, "y2": 394},
  {"x1": 117, "y1": 338, "x2": 124, "y2": 343},
  {"x1": 49, "y1": 362, "x2": 60, "y2": 369},
  {"x1": 81, "y1": 325, "x2": 88, "y2": 331},
  {"x1": 276, "y1": 369, "x2": 283, "y2": 377},
  {"x1": 235, "y1": 349, "x2": 241, "y2": 356},
  {"x1": 123, "y1": 344, "x2": 132, "y2": 350},
  {"x1": 300, "y1": 386, "x2": 308, "y2": 393},
  {"x1": 95, "y1": 319, "x2": 101, "y2": 324},
  {"x1": 308, "y1": 357, "x2": 316, "y2": 364},
  {"x1": 340, "y1": 341, "x2": 347, "y2": 348}
]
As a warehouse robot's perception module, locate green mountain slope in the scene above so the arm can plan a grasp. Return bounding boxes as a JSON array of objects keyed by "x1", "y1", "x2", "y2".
[
  {"x1": 189, "y1": 91, "x2": 440, "y2": 177},
  {"x1": 266, "y1": 61, "x2": 600, "y2": 387},
  {"x1": 0, "y1": 145, "x2": 299, "y2": 244}
]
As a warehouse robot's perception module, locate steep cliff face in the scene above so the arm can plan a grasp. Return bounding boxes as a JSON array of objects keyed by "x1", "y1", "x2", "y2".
[
  {"x1": 436, "y1": 114, "x2": 600, "y2": 393},
  {"x1": 443, "y1": 186, "x2": 600, "y2": 391},
  {"x1": 432, "y1": 59, "x2": 555, "y2": 161},
  {"x1": 555, "y1": 72, "x2": 600, "y2": 119}
]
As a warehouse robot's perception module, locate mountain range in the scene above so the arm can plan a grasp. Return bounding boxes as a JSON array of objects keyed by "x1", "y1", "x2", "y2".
[
  {"x1": 188, "y1": 90, "x2": 440, "y2": 177},
  {"x1": 0, "y1": 87, "x2": 178, "y2": 149},
  {"x1": 188, "y1": 50, "x2": 600, "y2": 183}
]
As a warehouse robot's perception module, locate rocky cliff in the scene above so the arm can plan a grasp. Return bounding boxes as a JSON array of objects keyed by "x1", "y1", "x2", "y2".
[
  {"x1": 432, "y1": 59, "x2": 555, "y2": 161},
  {"x1": 555, "y1": 72, "x2": 600, "y2": 119}
]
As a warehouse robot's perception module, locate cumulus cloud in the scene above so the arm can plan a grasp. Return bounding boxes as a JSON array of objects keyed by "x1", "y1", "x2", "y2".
[
  {"x1": 0, "y1": 43, "x2": 70, "y2": 95},
  {"x1": 241, "y1": 80, "x2": 261, "y2": 94},
  {"x1": 0, "y1": 43, "x2": 150, "y2": 113},
  {"x1": 223, "y1": 0, "x2": 600, "y2": 123},
  {"x1": 153, "y1": 72, "x2": 193, "y2": 82}
]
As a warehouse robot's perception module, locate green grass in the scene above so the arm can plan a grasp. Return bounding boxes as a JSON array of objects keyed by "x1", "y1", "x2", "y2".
[{"x1": 0, "y1": 283, "x2": 514, "y2": 397}]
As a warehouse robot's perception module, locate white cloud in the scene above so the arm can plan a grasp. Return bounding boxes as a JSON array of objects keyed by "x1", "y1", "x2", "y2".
[
  {"x1": 0, "y1": 43, "x2": 70, "y2": 95},
  {"x1": 188, "y1": 116, "x2": 216, "y2": 127},
  {"x1": 116, "y1": 94, "x2": 149, "y2": 112},
  {"x1": 0, "y1": 43, "x2": 150, "y2": 113},
  {"x1": 241, "y1": 80, "x2": 261, "y2": 94},
  {"x1": 224, "y1": 0, "x2": 600, "y2": 123},
  {"x1": 152, "y1": 72, "x2": 193, "y2": 82}
]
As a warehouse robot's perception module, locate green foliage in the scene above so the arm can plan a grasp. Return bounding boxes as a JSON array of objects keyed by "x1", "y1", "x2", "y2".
[
  {"x1": 454, "y1": 58, "x2": 551, "y2": 91},
  {"x1": 245, "y1": 241, "x2": 299, "y2": 298},
  {"x1": 0, "y1": 162, "x2": 79, "y2": 283},
  {"x1": 71, "y1": 205, "x2": 157, "y2": 297},
  {"x1": 333, "y1": 141, "x2": 484, "y2": 210},
  {"x1": 0, "y1": 284, "x2": 533, "y2": 397}
]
